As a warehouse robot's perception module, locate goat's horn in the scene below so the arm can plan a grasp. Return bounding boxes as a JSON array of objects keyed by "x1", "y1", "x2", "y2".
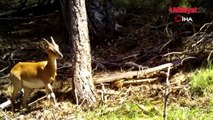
[
  {"x1": 42, "y1": 38, "x2": 51, "y2": 44},
  {"x1": 50, "y1": 36, "x2": 56, "y2": 45}
]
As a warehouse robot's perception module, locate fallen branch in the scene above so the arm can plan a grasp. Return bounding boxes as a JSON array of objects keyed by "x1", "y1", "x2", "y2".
[
  {"x1": 0, "y1": 90, "x2": 23, "y2": 109},
  {"x1": 0, "y1": 89, "x2": 48, "y2": 110},
  {"x1": 123, "y1": 78, "x2": 159, "y2": 85},
  {"x1": 0, "y1": 4, "x2": 38, "y2": 17},
  {"x1": 94, "y1": 60, "x2": 182, "y2": 84},
  {"x1": 28, "y1": 95, "x2": 48, "y2": 107},
  {"x1": 0, "y1": 61, "x2": 11, "y2": 73},
  {"x1": 199, "y1": 20, "x2": 213, "y2": 32},
  {"x1": 0, "y1": 12, "x2": 57, "y2": 22},
  {"x1": 124, "y1": 62, "x2": 147, "y2": 70},
  {"x1": 0, "y1": 99, "x2": 12, "y2": 110},
  {"x1": 113, "y1": 78, "x2": 161, "y2": 88},
  {"x1": 0, "y1": 93, "x2": 48, "y2": 110},
  {"x1": 0, "y1": 109, "x2": 13, "y2": 120},
  {"x1": 0, "y1": 73, "x2": 10, "y2": 79},
  {"x1": 113, "y1": 54, "x2": 138, "y2": 62}
]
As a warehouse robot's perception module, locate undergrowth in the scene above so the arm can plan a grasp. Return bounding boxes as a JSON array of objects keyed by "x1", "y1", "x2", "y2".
[{"x1": 1, "y1": 64, "x2": 213, "y2": 119}]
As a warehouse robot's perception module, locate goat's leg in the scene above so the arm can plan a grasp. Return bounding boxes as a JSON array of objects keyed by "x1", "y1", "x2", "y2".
[
  {"x1": 11, "y1": 76, "x2": 22, "y2": 112},
  {"x1": 45, "y1": 83, "x2": 57, "y2": 106},
  {"x1": 11, "y1": 87, "x2": 21, "y2": 112},
  {"x1": 22, "y1": 87, "x2": 32, "y2": 110}
]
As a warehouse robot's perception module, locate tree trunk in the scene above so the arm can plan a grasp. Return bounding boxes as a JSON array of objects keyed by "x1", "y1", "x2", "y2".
[{"x1": 61, "y1": 0, "x2": 96, "y2": 105}]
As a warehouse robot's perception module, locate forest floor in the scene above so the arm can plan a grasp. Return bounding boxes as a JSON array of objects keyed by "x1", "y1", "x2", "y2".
[
  {"x1": 0, "y1": 9, "x2": 213, "y2": 119},
  {"x1": 0, "y1": 34, "x2": 212, "y2": 120}
]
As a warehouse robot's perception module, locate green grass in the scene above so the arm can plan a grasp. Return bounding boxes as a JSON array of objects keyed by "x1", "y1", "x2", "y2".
[
  {"x1": 167, "y1": 103, "x2": 213, "y2": 120},
  {"x1": 82, "y1": 102, "x2": 146, "y2": 120},
  {"x1": 190, "y1": 63, "x2": 213, "y2": 96},
  {"x1": 80, "y1": 101, "x2": 163, "y2": 120},
  {"x1": 80, "y1": 100, "x2": 212, "y2": 120}
]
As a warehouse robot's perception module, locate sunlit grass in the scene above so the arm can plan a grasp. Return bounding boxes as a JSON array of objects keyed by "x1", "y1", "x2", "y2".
[
  {"x1": 80, "y1": 100, "x2": 213, "y2": 120},
  {"x1": 82, "y1": 102, "x2": 147, "y2": 120},
  {"x1": 80, "y1": 101, "x2": 161, "y2": 120},
  {"x1": 167, "y1": 103, "x2": 213, "y2": 120},
  {"x1": 190, "y1": 63, "x2": 213, "y2": 96}
]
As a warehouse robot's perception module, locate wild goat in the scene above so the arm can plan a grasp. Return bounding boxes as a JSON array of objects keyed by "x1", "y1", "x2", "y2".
[{"x1": 10, "y1": 37, "x2": 63, "y2": 111}]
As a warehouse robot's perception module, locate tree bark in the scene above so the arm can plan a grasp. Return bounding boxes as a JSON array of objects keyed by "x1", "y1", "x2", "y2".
[{"x1": 63, "y1": 0, "x2": 96, "y2": 105}]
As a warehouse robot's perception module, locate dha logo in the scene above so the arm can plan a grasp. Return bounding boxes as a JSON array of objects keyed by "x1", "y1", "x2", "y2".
[{"x1": 174, "y1": 15, "x2": 193, "y2": 23}]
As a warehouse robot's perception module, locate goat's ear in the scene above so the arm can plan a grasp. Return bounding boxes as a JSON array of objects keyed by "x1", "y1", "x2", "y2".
[
  {"x1": 40, "y1": 41, "x2": 46, "y2": 50},
  {"x1": 41, "y1": 38, "x2": 49, "y2": 49},
  {"x1": 50, "y1": 36, "x2": 57, "y2": 45}
]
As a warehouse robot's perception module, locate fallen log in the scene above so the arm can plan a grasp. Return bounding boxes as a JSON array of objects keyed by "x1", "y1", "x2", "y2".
[
  {"x1": 113, "y1": 78, "x2": 160, "y2": 88},
  {"x1": 94, "y1": 60, "x2": 183, "y2": 84}
]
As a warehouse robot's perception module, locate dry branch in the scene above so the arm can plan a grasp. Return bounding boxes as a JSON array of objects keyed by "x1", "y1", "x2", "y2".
[
  {"x1": 0, "y1": 90, "x2": 23, "y2": 110},
  {"x1": 124, "y1": 62, "x2": 146, "y2": 70},
  {"x1": 0, "y1": 12, "x2": 57, "y2": 21},
  {"x1": 0, "y1": 93, "x2": 48, "y2": 110},
  {"x1": 94, "y1": 60, "x2": 182, "y2": 84},
  {"x1": 0, "y1": 109, "x2": 13, "y2": 120},
  {"x1": 0, "y1": 99, "x2": 12, "y2": 110},
  {"x1": 123, "y1": 78, "x2": 159, "y2": 85},
  {"x1": 0, "y1": 4, "x2": 38, "y2": 17},
  {"x1": 0, "y1": 61, "x2": 11, "y2": 73},
  {"x1": 28, "y1": 95, "x2": 48, "y2": 107},
  {"x1": 163, "y1": 66, "x2": 171, "y2": 120}
]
